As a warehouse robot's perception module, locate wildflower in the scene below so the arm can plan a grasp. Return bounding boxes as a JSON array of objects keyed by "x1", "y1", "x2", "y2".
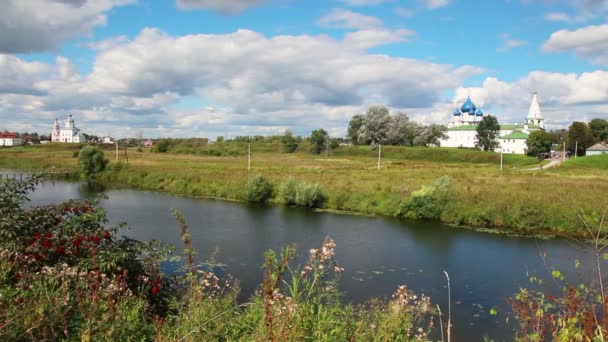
[
  {"x1": 152, "y1": 285, "x2": 160, "y2": 295},
  {"x1": 55, "y1": 246, "x2": 65, "y2": 255},
  {"x1": 42, "y1": 240, "x2": 52, "y2": 249},
  {"x1": 92, "y1": 236, "x2": 101, "y2": 244},
  {"x1": 34, "y1": 232, "x2": 42, "y2": 240},
  {"x1": 72, "y1": 207, "x2": 79, "y2": 214}
]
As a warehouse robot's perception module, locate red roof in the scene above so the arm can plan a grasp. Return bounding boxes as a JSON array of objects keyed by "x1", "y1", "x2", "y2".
[{"x1": 0, "y1": 132, "x2": 18, "y2": 138}]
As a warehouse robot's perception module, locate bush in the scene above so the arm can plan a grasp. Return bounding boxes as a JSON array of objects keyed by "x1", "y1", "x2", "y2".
[
  {"x1": 398, "y1": 175, "x2": 452, "y2": 220},
  {"x1": 154, "y1": 139, "x2": 170, "y2": 153},
  {"x1": 295, "y1": 182, "x2": 326, "y2": 208},
  {"x1": 279, "y1": 178, "x2": 326, "y2": 208},
  {"x1": 0, "y1": 176, "x2": 173, "y2": 341},
  {"x1": 244, "y1": 174, "x2": 274, "y2": 204},
  {"x1": 77, "y1": 145, "x2": 108, "y2": 179}
]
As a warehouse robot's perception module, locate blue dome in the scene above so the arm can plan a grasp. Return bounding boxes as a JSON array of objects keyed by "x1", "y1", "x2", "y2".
[
  {"x1": 475, "y1": 109, "x2": 483, "y2": 116},
  {"x1": 460, "y1": 96, "x2": 475, "y2": 113},
  {"x1": 453, "y1": 108, "x2": 461, "y2": 116}
]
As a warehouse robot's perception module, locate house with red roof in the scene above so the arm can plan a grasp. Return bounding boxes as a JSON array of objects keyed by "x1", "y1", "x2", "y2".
[{"x1": 0, "y1": 132, "x2": 22, "y2": 147}]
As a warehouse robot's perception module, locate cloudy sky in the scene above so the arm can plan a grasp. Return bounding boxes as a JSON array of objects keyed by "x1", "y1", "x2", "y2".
[{"x1": 1, "y1": 0, "x2": 607, "y2": 138}]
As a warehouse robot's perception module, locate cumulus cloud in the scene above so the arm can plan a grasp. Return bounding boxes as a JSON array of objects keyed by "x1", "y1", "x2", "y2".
[
  {"x1": 0, "y1": 28, "x2": 481, "y2": 137},
  {"x1": 419, "y1": 0, "x2": 451, "y2": 10},
  {"x1": 0, "y1": 0, "x2": 132, "y2": 53},
  {"x1": 175, "y1": 0, "x2": 266, "y2": 14},
  {"x1": 543, "y1": 24, "x2": 608, "y2": 65}
]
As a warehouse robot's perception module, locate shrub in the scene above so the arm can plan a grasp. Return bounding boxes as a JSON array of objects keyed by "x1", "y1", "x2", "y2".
[
  {"x1": 398, "y1": 175, "x2": 452, "y2": 220},
  {"x1": 244, "y1": 174, "x2": 274, "y2": 204},
  {"x1": 295, "y1": 182, "x2": 326, "y2": 208},
  {"x1": 278, "y1": 177, "x2": 298, "y2": 205},
  {"x1": 278, "y1": 178, "x2": 326, "y2": 208},
  {"x1": 77, "y1": 145, "x2": 108, "y2": 179},
  {"x1": 154, "y1": 139, "x2": 170, "y2": 153}
]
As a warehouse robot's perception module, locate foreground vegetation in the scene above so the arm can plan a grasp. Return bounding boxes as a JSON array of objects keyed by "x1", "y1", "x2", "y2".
[
  {"x1": 0, "y1": 177, "x2": 435, "y2": 341},
  {"x1": 1, "y1": 143, "x2": 607, "y2": 234}
]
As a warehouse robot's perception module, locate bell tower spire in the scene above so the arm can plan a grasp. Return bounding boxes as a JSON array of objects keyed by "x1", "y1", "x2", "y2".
[{"x1": 526, "y1": 92, "x2": 544, "y2": 129}]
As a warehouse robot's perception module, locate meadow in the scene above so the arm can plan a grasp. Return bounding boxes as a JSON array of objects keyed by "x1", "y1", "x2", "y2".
[{"x1": 1, "y1": 143, "x2": 607, "y2": 234}]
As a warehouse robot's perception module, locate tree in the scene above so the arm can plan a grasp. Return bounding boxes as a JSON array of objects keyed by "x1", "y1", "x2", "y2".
[
  {"x1": 568, "y1": 121, "x2": 595, "y2": 156},
  {"x1": 549, "y1": 129, "x2": 568, "y2": 144},
  {"x1": 309, "y1": 129, "x2": 328, "y2": 154},
  {"x1": 77, "y1": 146, "x2": 108, "y2": 179},
  {"x1": 414, "y1": 124, "x2": 448, "y2": 147},
  {"x1": 589, "y1": 118, "x2": 608, "y2": 142},
  {"x1": 386, "y1": 112, "x2": 411, "y2": 145},
  {"x1": 347, "y1": 114, "x2": 364, "y2": 145},
  {"x1": 281, "y1": 130, "x2": 298, "y2": 153},
  {"x1": 475, "y1": 115, "x2": 501, "y2": 151},
  {"x1": 358, "y1": 105, "x2": 391, "y2": 146},
  {"x1": 526, "y1": 130, "x2": 553, "y2": 159}
]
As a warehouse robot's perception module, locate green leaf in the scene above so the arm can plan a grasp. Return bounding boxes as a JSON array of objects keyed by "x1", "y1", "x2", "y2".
[
  {"x1": 551, "y1": 270, "x2": 564, "y2": 281},
  {"x1": 489, "y1": 307, "x2": 498, "y2": 316},
  {"x1": 574, "y1": 260, "x2": 581, "y2": 269}
]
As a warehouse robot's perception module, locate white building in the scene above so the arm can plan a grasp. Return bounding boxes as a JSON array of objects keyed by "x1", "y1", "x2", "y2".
[
  {"x1": 587, "y1": 143, "x2": 608, "y2": 156},
  {"x1": 0, "y1": 132, "x2": 22, "y2": 146},
  {"x1": 51, "y1": 114, "x2": 84, "y2": 143},
  {"x1": 102, "y1": 136, "x2": 114, "y2": 144},
  {"x1": 441, "y1": 92, "x2": 545, "y2": 154}
]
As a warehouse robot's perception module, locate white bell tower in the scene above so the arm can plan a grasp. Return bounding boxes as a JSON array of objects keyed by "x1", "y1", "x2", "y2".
[{"x1": 526, "y1": 92, "x2": 544, "y2": 129}]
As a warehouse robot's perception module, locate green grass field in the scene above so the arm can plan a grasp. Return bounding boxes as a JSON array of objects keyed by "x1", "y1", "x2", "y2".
[{"x1": 2, "y1": 143, "x2": 607, "y2": 235}]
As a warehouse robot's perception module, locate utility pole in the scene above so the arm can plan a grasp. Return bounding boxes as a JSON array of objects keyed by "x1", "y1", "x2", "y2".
[
  {"x1": 575, "y1": 140, "x2": 578, "y2": 159},
  {"x1": 325, "y1": 135, "x2": 329, "y2": 158},
  {"x1": 248, "y1": 137, "x2": 251, "y2": 172},
  {"x1": 562, "y1": 139, "x2": 566, "y2": 164},
  {"x1": 377, "y1": 143, "x2": 382, "y2": 171},
  {"x1": 115, "y1": 141, "x2": 118, "y2": 162},
  {"x1": 500, "y1": 149, "x2": 503, "y2": 171}
]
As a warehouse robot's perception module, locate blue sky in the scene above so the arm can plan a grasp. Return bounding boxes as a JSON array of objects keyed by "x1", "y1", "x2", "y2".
[{"x1": 1, "y1": 0, "x2": 607, "y2": 138}]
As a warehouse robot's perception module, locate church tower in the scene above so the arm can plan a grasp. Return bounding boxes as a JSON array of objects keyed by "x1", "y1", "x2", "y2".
[
  {"x1": 66, "y1": 114, "x2": 75, "y2": 128},
  {"x1": 51, "y1": 118, "x2": 60, "y2": 142},
  {"x1": 526, "y1": 92, "x2": 544, "y2": 129}
]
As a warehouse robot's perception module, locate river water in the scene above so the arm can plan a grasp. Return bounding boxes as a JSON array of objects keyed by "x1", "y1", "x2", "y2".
[{"x1": 23, "y1": 178, "x2": 592, "y2": 341}]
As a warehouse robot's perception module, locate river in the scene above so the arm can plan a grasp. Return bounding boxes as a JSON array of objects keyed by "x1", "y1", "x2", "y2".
[{"x1": 22, "y1": 177, "x2": 593, "y2": 341}]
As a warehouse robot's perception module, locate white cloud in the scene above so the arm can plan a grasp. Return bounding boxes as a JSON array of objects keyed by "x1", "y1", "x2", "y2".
[
  {"x1": 395, "y1": 7, "x2": 415, "y2": 18},
  {"x1": 337, "y1": 0, "x2": 395, "y2": 5},
  {"x1": 0, "y1": 0, "x2": 133, "y2": 53},
  {"x1": 175, "y1": 0, "x2": 267, "y2": 14},
  {"x1": 543, "y1": 24, "x2": 608, "y2": 65},
  {"x1": 496, "y1": 34, "x2": 528, "y2": 52},
  {"x1": 0, "y1": 28, "x2": 481, "y2": 138},
  {"x1": 318, "y1": 8, "x2": 383, "y2": 30},
  {"x1": 420, "y1": 0, "x2": 451, "y2": 10}
]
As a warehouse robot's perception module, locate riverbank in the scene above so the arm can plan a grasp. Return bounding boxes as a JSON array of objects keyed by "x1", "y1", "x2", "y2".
[{"x1": 2, "y1": 144, "x2": 607, "y2": 234}]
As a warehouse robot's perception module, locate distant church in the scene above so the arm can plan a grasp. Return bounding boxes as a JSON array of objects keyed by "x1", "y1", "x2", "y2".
[
  {"x1": 51, "y1": 114, "x2": 84, "y2": 143},
  {"x1": 440, "y1": 92, "x2": 545, "y2": 154}
]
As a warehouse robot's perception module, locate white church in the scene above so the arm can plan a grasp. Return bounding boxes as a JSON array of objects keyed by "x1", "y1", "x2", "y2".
[
  {"x1": 440, "y1": 92, "x2": 545, "y2": 155},
  {"x1": 51, "y1": 114, "x2": 84, "y2": 143}
]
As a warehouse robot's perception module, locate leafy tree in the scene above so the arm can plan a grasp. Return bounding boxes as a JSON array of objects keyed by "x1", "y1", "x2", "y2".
[
  {"x1": 403, "y1": 122, "x2": 422, "y2": 146},
  {"x1": 526, "y1": 130, "x2": 553, "y2": 159},
  {"x1": 77, "y1": 146, "x2": 108, "y2": 179},
  {"x1": 414, "y1": 124, "x2": 447, "y2": 147},
  {"x1": 309, "y1": 129, "x2": 328, "y2": 154},
  {"x1": 281, "y1": 130, "x2": 299, "y2": 153},
  {"x1": 358, "y1": 105, "x2": 391, "y2": 146},
  {"x1": 568, "y1": 121, "x2": 595, "y2": 156},
  {"x1": 549, "y1": 129, "x2": 568, "y2": 144},
  {"x1": 589, "y1": 118, "x2": 608, "y2": 142},
  {"x1": 347, "y1": 114, "x2": 364, "y2": 145},
  {"x1": 386, "y1": 112, "x2": 411, "y2": 145},
  {"x1": 475, "y1": 115, "x2": 501, "y2": 151}
]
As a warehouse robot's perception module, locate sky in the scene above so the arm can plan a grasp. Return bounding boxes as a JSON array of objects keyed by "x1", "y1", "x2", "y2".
[{"x1": 1, "y1": 0, "x2": 608, "y2": 139}]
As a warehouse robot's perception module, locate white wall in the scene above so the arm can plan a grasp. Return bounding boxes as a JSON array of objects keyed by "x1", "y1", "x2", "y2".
[{"x1": 499, "y1": 138, "x2": 527, "y2": 155}]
